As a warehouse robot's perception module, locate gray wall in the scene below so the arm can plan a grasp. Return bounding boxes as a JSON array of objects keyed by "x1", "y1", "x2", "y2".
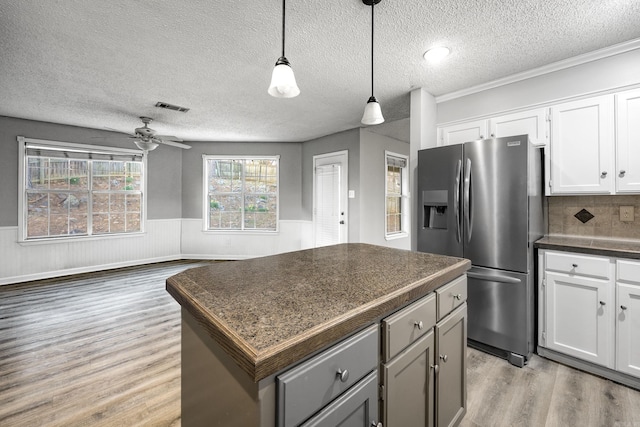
[
  {"x1": 437, "y1": 49, "x2": 640, "y2": 124},
  {"x1": 359, "y1": 129, "x2": 410, "y2": 249},
  {"x1": 301, "y1": 129, "x2": 360, "y2": 242},
  {"x1": 0, "y1": 116, "x2": 183, "y2": 226},
  {"x1": 181, "y1": 141, "x2": 302, "y2": 220}
]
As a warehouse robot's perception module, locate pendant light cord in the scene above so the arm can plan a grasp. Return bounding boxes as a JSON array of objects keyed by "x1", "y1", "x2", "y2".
[
  {"x1": 281, "y1": 0, "x2": 286, "y2": 57},
  {"x1": 370, "y1": 1, "x2": 375, "y2": 97}
]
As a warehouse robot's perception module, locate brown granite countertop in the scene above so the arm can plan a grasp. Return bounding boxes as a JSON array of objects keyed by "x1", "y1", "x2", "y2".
[
  {"x1": 166, "y1": 243, "x2": 470, "y2": 382},
  {"x1": 535, "y1": 235, "x2": 640, "y2": 260}
]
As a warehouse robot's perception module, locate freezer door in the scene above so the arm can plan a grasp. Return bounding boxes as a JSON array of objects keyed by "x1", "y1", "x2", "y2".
[
  {"x1": 466, "y1": 266, "x2": 532, "y2": 358},
  {"x1": 417, "y1": 145, "x2": 463, "y2": 257},
  {"x1": 463, "y1": 136, "x2": 529, "y2": 272}
]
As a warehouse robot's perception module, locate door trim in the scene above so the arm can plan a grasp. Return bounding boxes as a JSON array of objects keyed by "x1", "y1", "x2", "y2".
[{"x1": 313, "y1": 150, "x2": 348, "y2": 247}]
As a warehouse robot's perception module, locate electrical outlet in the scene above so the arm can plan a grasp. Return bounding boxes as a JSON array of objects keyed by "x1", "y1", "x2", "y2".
[{"x1": 620, "y1": 206, "x2": 635, "y2": 222}]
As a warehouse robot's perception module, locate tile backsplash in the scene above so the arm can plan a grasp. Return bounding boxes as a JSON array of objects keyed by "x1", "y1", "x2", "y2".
[{"x1": 547, "y1": 195, "x2": 640, "y2": 240}]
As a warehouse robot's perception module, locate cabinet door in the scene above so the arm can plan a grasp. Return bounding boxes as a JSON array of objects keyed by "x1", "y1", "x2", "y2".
[
  {"x1": 437, "y1": 120, "x2": 488, "y2": 146},
  {"x1": 382, "y1": 330, "x2": 435, "y2": 427},
  {"x1": 435, "y1": 304, "x2": 467, "y2": 427},
  {"x1": 489, "y1": 109, "x2": 548, "y2": 146},
  {"x1": 617, "y1": 283, "x2": 640, "y2": 377},
  {"x1": 301, "y1": 371, "x2": 380, "y2": 427},
  {"x1": 616, "y1": 88, "x2": 640, "y2": 193},
  {"x1": 545, "y1": 272, "x2": 614, "y2": 367},
  {"x1": 549, "y1": 95, "x2": 614, "y2": 194}
]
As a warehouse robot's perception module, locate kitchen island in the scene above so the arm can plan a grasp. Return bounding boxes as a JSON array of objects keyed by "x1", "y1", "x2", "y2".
[{"x1": 167, "y1": 243, "x2": 470, "y2": 427}]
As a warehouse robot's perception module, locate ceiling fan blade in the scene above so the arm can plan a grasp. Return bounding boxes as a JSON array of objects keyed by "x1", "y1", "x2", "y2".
[
  {"x1": 155, "y1": 135, "x2": 183, "y2": 142},
  {"x1": 158, "y1": 139, "x2": 191, "y2": 149},
  {"x1": 104, "y1": 126, "x2": 137, "y2": 137}
]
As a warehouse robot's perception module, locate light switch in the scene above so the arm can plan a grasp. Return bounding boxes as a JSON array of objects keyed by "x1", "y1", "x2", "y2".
[
  {"x1": 348, "y1": 190, "x2": 355, "y2": 199},
  {"x1": 620, "y1": 206, "x2": 635, "y2": 222}
]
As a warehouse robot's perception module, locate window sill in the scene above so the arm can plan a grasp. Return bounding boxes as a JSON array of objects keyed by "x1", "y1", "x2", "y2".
[
  {"x1": 201, "y1": 229, "x2": 279, "y2": 235},
  {"x1": 18, "y1": 231, "x2": 147, "y2": 246},
  {"x1": 385, "y1": 232, "x2": 408, "y2": 241}
]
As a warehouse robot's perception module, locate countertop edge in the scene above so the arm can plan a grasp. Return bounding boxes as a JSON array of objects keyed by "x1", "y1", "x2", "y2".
[
  {"x1": 168, "y1": 258, "x2": 470, "y2": 382},
  {"x1": 534, "y1": 236, "x2": 640, "y2": 260}
]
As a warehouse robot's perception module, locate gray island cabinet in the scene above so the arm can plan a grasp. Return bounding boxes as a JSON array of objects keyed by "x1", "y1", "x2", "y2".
[{"x1": 166, "y1": 244, "x2": 470, "y2": 427}]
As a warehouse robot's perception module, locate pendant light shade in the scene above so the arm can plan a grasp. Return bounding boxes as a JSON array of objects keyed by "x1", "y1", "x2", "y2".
[
  {"x1": 361, "y1": 96, "x2": 384, "y2": 125},
  {"x1": 134, "y1": 140, "x2": 159, "y2": 152},
  {"x1": 268, "y1": 0, "x2": 300, "y2": 98},
  {"x1": 361, "y1": 0, "x2": 384, "y2": 125}
]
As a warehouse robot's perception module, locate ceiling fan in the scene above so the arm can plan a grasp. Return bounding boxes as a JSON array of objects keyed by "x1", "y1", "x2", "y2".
[{"x1": 106, "y1": 117, "x2": 191, "y2": 152}]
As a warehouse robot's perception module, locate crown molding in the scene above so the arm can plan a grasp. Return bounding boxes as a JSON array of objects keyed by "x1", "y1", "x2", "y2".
[{"x1": 436, "y1": 38, "x2": 640, "y2": 103}]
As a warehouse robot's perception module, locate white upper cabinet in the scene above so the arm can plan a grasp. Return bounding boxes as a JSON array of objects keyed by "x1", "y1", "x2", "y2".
[
  {"x1": 616, "y1": 88, "x2": 640, "y2": 193},
  {"x1": 489, "y1": 109, "x2": 548, "y2": 146},
  {"x1": 549, "y1": 95, "x2": 615, "y2": 194},
  {"x1": 437, "y1": 120, "x2": 488, "y2": 146}
]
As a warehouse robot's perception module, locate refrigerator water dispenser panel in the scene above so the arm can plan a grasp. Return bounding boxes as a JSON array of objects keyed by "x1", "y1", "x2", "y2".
[{"x1": 422, "y1": 190, "x2": 448, "y2": 229}]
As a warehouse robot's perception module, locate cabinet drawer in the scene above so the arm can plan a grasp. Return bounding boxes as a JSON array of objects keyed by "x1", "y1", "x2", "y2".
[
  {"x1": 382, "y1": 293, "x2": 436, "y2": 362},
  {"x1": 617, "y1": 259, "x2": 640, "y2": 283},
  {"x1": 545, "y1": 251, "x2": 611, "y2": 279},
  {"x1": 276, "y1": 324, "x2": 378, "y2": 427},
  {"x1": 436, "y1": 275, "x2": 467, "y2": 321}
]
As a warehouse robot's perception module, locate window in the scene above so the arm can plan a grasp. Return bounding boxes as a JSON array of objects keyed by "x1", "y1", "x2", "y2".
[
  {"x1": 204, "y1": 156, "x2": 279, "y2": 231},
  {"x1": 385, "y1": 151, "x2": 409, "y2": 239},
  {"x1": 18, "y1": 137, "x2": 145, "y2": 241}
]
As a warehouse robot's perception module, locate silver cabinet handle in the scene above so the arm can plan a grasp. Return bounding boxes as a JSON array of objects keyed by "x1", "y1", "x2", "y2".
[
  {"x1": 454, "y1": 293, "x2": 463, "y2": 300},
  {"x1": 599, "y1": 301, "x2": 606, "y2": 306},
  {"x1": 621, "y1": 305, "x2": 628, "y2": 310},
  {"x1": 431, "y1": 364, "x2": 439, "y2": 374},
  {"x1": 620, "y1": 170, "x2": 626, "y2": 177},
  {"x1": 601, "y1": 171, "x2": 608, "y2": 178},
  {"x1": 371, "y1": 422, "x2": 383, "y2": 427},
  {"x1": 336, "y1": 369, "x2": 349, "y2": 382},
  {"x1": 572, "y1": 263, "x2": 578, "y2": 268},
  {"x1": 414, "y1": 320, "x2": 424, "y2": 330},
  {"x1": 440, "y1": 354, "x2": 448, "y2": 363}
]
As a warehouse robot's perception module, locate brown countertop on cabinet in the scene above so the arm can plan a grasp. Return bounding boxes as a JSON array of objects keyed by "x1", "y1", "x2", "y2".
[
  {"x1": 166, "y1": 243, "x2": 470, "y2": 382},
  {"x1": 535, "y1": 235, "x2": 640, "y2": 260}
]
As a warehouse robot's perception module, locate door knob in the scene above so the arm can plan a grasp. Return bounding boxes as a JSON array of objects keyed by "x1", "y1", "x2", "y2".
[
  {"x1": 601, "y1": 171, "x2": 608, "y2": 178},
  {"x1": 336, "y1": 369, "x2": 349, "y2": 382},
  {"x1": 414, "y1": 320, "x2": 424, "y2": 330},
  {"x1": 620, "y1": 170, "x2": 626, "y2": 177},
  {"x1": 440, "y1": 354, "x2": 448, "y2": 362}
]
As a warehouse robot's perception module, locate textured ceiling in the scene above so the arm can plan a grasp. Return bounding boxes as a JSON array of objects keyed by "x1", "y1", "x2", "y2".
[{"x1": 1, "y1": 0, "x2": 639, "y2": 143}]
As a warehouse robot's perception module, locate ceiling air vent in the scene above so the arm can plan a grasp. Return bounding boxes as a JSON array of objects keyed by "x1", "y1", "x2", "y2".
[{"x1": 155, "y1": 102, "x2": 190, "y2": 113}]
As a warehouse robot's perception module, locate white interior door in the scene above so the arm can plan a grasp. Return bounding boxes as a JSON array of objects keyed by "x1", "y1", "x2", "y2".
[{"x1": 313, "y1": 151, "x2": 348, "y2": 247}]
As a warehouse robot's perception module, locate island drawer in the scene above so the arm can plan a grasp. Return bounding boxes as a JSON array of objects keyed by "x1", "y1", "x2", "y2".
[
  {"x1": 382, "y1": 293, "x2": 436, "y2": 362},
  {"x1": 276, "y1": 324, "x2": 378, "y2": 427},
  {"x1": 436, "y1": 274, "x2": 467, "y2": 320},
  {"x1": 545, "y1": 251, "x2": 611, "y2": 279}
]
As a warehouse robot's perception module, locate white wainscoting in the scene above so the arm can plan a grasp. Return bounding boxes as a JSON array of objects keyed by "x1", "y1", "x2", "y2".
[
  {"x1": 0, "y1": 219, "x2": 182, "y2": 285},
  {"x1": 181, "y1": 219, "x2": 314, "y2": 259}
]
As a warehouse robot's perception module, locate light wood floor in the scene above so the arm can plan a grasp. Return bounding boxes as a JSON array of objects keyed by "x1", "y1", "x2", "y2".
[{"x1": 1, "y1": 261, "x2": 639, "y2": 426}]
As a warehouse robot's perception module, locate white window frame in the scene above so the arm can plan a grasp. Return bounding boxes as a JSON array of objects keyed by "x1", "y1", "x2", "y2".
[
  {"x1": 384, "y1": 151, "x2": 410, "y2": 240},
  {"x1": 202, "y1": 155, "x2": 280, "y2": 233},
  {"x1": 17, "y1": 136, "x2": 147, "y2": 243}
]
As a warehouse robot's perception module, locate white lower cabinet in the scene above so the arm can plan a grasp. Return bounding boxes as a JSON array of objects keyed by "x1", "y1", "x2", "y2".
[
  {"x1": 616, "y1": 260, "x2": 640, "y2": 377},
  {"x1": 539, "y1": 250, "x2": 640, "y2": 386}
]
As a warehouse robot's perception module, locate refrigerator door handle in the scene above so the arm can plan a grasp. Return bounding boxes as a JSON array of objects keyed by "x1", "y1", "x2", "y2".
[
  {"x1": 467, "y1": 271, "x2": 522, "y2": 284},
  {"x1": 454, "y1": 159, "x2": 462, "y2": 243},
  {"x1": 464, "y1": 158, "x2": 472, "y2": 242}
]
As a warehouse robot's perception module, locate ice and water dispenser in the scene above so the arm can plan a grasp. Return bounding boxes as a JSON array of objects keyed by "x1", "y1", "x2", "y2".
[{"x1": 422, "y1": 190, "x2": 448, "y2": 229}]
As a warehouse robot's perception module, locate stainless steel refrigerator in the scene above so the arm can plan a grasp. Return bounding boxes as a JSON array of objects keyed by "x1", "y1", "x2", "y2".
[{"x1": 417, "y1": 135, "x2": 543, "y2": 366}]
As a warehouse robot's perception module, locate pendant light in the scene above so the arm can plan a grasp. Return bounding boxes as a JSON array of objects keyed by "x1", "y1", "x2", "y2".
[
  {"x1": 361, "y1": 0, "x2": 384, "y2": 125},
  {"x1": 268, "y1": 0, "x2": 300, "y2": 98}
]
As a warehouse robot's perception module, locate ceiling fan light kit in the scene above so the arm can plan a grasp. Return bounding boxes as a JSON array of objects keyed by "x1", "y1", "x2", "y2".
[
  {"x1": 361, "y1": 0, "x2": 384, "y2": 126},
  {"x1": 134, "y1": 140, "x2": 159, "y2": 152},
  {"x1": 268, "y1": 0, "x2": 300, "y2": 98}
]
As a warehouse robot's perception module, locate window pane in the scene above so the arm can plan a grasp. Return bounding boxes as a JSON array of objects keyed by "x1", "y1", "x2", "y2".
[
  {"x1": 92, "y1": 161, "x2": 111, "y2": 190},
  {"x1": 125, "y1": 162, "x2": 142, "y2": 191},
  {"x1": 70, "y1": 160, "x2": 89, "y2": 189},
  {"x1": 110, "y1": 213, "x2": 126, "y2": 233},
  {"x1": 126, "y1": 213, "x2": 141, "y2": 232},
  {"x1": 27, "y1": 157, "x2": 49, "y2": 189},
  {"x1": 110, "y1": 194, "x2": 126, "y2": 213},
  {"x1": 126, "y1": 194, "x2": 141, "y2": 213},
  {"x1": 219, "y1": 211, "x2": 242, "y2": 229},
  {"x1": 93, "y1": 193, "x2": 110, "y2": 214},
  {"x1": 208, "y1": 160, "x2": 242, "y2": 193},
  {"x1": 70, "y1": 214, "x2": 88, "y2": 235},
  {"x1": 49, "y1": 159, "x2": 69, "y2": 190},
  {"x1": 27, "y1": 193, "x2": 49, "y2": 238},
  {"x1": 110, "y1": 161, "x2": 126, "y2": 190},
  {"x1": 49, "y1": 214, "x2": 69, "y2": 236},
  {"x1": 93, "y1": 213, "x2": 110, "y2": 234}
]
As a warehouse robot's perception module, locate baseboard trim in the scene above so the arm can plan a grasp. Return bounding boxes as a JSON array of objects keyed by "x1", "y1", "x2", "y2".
[
  {"x1": 0, "y1": 254, "x2": 182, "y2": 286},
  {"x1": 537, "y1": 346, "x2": 640, "y2": 391}
]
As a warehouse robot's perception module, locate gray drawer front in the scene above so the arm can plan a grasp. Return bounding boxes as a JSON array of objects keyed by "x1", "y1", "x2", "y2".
[
  {"x1": 277, "y1": 324, "x2": 379, "y2": 427},
  {"x1": 301, "y1": 370, "x2": 379, "y2": 427},
  {"x1": 436, "y1": 275, "x2": 467, "y2": 320},
  {"x1": 382, "y1": 293, "x2": 436, "y2": 362}
]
